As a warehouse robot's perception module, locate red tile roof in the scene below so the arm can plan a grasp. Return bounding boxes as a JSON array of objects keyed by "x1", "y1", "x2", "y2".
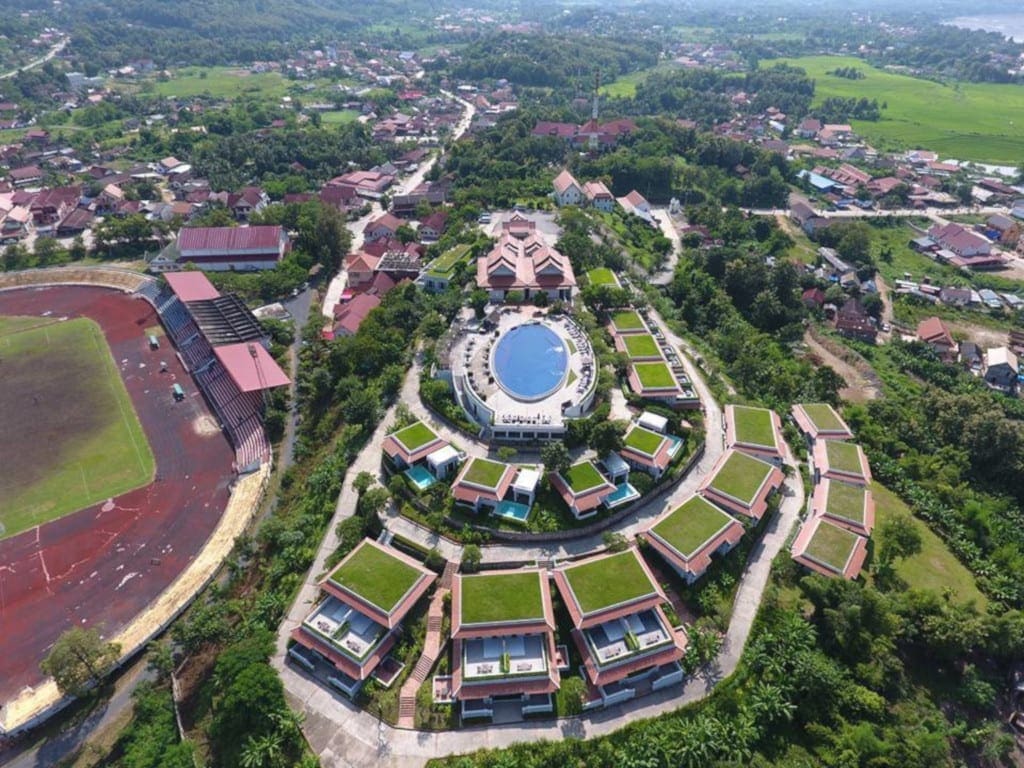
[
  {"x1": 333, "y1": 293, "x2": 380, "y2": 336},
  {"x1": 177, "y1": 225, "x2": 284, "y2": 254},
  {"x1": 213, "y1": 342, "x2": 291, "y2": 392},
  {"x1": 164, "y1": 271, "x2": 221, "y2": 302}
]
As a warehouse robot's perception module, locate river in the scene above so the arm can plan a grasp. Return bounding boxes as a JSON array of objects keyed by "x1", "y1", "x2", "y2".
[{"x1": 946, "y1": 13, "x2": 1024, "y2": 43}]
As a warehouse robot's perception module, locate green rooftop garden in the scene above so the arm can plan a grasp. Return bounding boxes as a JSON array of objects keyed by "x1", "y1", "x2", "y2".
[
  {"x1": 805, "y1": 520, "x2": 860, "y2": 571},
  {"x1": 633, "y1": 362, "x2": 676, "y2": 389},
  {"x1": 561, "y1": 461, "x2": 608, "y2": 493},
  {"x1": 393, "y1": 421, "x2": 439, "y2": 451},
  {"x1": 460, "y1": 572, "x2": 545, "y2": 625},
  {"x1": 623, "y1": 333, "x2": 661, "y2": 359},
  {"x1": 825, "y1": 481, "x2": 867, "y2": 524},
  {"x1": 825, "y1": 441, "x2": 866, "y2": 476},
  {"x1": 731, "y1": 405, "x2": 777, "y2": 448},
  {"x1": 652, "y1": 496, "x2": 734, "y2": 558},
  {"x1": 611, "y1": 310, "x2": 645, "y2": 332},
  {"x1": 708, "y1": 451, "x2": 774, "y2": 503},
  {"x1": 624, "y1": 426, "x2": 666, "y2": 456},
  {"x1": 426, "y1": 244, "x2": 471, "y2": 277},
  {"x1": 587, "y1": 267, "x2": 619, "y2": 287},
  {"x1": 328, "y1": 543, "x2": 425, "y2": 613},
  {"x1": 462, "y1": 458, "x2": 509, "y2": 488},
  {"x1": 800, "y1": 403, "x2": 846, "y2": 433},
  {"x1": 563, "y1": 550, "x2": 657, "y2": 615}
]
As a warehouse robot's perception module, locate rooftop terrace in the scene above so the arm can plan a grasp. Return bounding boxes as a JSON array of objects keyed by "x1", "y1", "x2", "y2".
[
  {"x1": 328, "y1": 542, "x2": 426, "y2": 615},
  {"x1": 390, "y1": 421, "x2": 440, "y2": 452},
  {"x1": 459, "y1": 572, "x2": 546, "y2": 626},
  {"x1": 730, "y1": 405, "x2": 777, "y2": 448},
  {"x1": 706, "y1": 450, "x2": 775, "y2": 504},
  {"x1": 561, "y1": 549, "x2": 658, "y2": 616},
  {"x1": 651, "y1": 496, "x2": 737, "y2": 559}
]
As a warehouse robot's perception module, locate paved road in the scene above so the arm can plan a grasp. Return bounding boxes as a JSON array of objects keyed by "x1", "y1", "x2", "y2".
[
  {"x1": 277, "y1": 288, "x2": 314, "y2": 468},
  {"x1": 649, "y1": 206, "x2": 682, "y2": 287},
  {"x1": 0, "y1": 36, "x2": 68, "y2": 80}
]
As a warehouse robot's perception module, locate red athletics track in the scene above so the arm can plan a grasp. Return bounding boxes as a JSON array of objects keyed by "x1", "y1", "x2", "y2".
[{"x1": 0, "y1": 286, "x2": 235, "y2": 702}]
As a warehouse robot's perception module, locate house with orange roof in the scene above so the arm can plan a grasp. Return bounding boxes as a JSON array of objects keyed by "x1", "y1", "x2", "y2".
[
  {"x1": 288, "y1": 540, "x2": 435, "y2": 697},
  {"x1": 698, "y1": 450, "x2": 784, "y2": 521},
  {"x1": 450, "y1": 570, "x2": 560, "y2": 720},
  {"x1": 645, "y1": 495, "x2": 745, "y2": 583},
  {"x1": 552, "y1": 169, "x2": 583, "y2": 207},
  {"x1": 916, "y1": 316, "x2": 957, "y2": 362},
  {"x1": 583, "y1": 180, "x2": 614, "y2": 212},
  {"x1": 553, "y1": 549, "x2": 686, "y2": 708},
  {"x1": 345, "y1": 250, "x2": 381, "y2": 287}
]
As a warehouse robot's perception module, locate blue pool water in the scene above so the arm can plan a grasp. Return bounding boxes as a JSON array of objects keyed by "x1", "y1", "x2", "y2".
[
  {"x1": 604, "y1": 482, "x2": 639, "y2": 508},
  {"x1": 405, "y1": 465, "x2": 436, "y2": 490},
  {"x1": 665, "y1": 434, "x2": 683, "y2": 456},
  {"x1": 492, "y1": 324, "x2": 567, "y2": 401},
  {"x1": 493, "y1": 500, "x2": 532, "y2": 523}
]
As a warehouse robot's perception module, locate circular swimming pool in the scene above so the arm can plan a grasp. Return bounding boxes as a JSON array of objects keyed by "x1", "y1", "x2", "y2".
[{"x1": 491, "y1": 323, "x2": 568, "y2": 401}]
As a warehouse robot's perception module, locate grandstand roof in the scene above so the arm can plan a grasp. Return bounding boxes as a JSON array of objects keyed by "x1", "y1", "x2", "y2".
[
  {"x1": 186, "y1": 294, "x2": 264, "y2": 345},
  {"x1": 177, "y1": 225, "x2": 284, "y2": 254},
  {"x1": 164, "y1": 271, "x2": 221, "y2": 302},
  {"x1": 214, "y1": 342, "x2": 291, "y2": 392}
]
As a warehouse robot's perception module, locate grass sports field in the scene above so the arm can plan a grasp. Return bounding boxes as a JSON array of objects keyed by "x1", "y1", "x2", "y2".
[
  {"x1": 0, "y1": 316, "x2": 154, "y2": 539},
  {"x1": 152, "y1": 66, "x2": 289, "y2": 99},
  {"x1": 763, "y1": 55, "x2": 1024, "y2": 164}
]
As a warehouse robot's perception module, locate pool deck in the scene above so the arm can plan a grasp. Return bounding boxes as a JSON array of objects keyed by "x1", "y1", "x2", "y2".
[{"x1": 451, "y1": 307, "x2": 596, "y2": 434}]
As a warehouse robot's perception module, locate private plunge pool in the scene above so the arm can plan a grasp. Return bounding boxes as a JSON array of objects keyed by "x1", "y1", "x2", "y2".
[{"x1": 491, "y1": 323, "x2": 568, "y2": 402}]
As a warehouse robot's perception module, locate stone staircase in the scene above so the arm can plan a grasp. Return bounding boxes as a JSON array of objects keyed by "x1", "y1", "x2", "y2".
[{"x1": 396, "y1": 564, "x2": 452, "y2": 728}]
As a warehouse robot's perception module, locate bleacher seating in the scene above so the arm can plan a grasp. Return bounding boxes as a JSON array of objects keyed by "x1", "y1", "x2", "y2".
[
  {"x1": 178, "y1": 334, "x2": 215, "y2": 372},
  {"x1": 135, "y1": 280, "x2": 164, "y2": 305}
]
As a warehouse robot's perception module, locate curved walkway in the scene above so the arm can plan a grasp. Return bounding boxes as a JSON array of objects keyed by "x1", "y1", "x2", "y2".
[{"x1": 273, "y1": 312, "x2": 804, "y2": 767}]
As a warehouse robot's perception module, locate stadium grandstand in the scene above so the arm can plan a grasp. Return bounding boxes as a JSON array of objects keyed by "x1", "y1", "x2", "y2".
[{"x1": 138, "y1": 271, "x2": 289, "y2": 472}]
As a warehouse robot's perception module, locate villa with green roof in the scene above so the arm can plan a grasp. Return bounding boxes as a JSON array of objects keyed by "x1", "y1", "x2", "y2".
[
  {"x1": 549, "y1": 460, "x2": 616, "y2": 519},
  {"x1": 699, "y1": 449, "x2": 785, "y2": 521},
  {"x1": 791, "y1": 402, "x2": 854, "y2": 442},
  {"x1": 383, "y1": 420, "x2": 459, "y2": 478},
  {"x1": 791, "y1": 515, "x2": 868, "y2": 580},
  {"x1": 645, "y1": 495, "x2": 745, "y2": 583},
  {"x1": 614, "y1": 332, "x2": 663, "y2": 361},
  {"x1": 813, "y1": 439, "x2": 872, "y2": 486},
  {"x1": 725, "y1": 404, "x2": 784, "y2": 463},
  {"x1": 553, "y1": 549, "x2": 686, "y2": 708},
  {"x1": 289, "y1": 539, "x2": 435, "y2": 697},
  {"x1": 418, "y1": 244, "x2": 472, "y2": 293},
  {"x1": 586, "y1": 267, "x2": 621, "y2": 289},
  {"x1": 609, "y1": 309, "x2": 647, "y2": 335},
  {"x1": 451, "y1": 458, "x2": 539, "y2": 514},
  {"x1": 812, "y1": 479, "x2": 875, "y2": 537},
  {"x1": 627, "y1": 361, "x2": 683, "y2": 403},
  {"x1": 450, "y1": 570, "x2": 560, "y2": 720},
  {"x1": 619, "y1": 424, "x2": 681, "y2": 478}
]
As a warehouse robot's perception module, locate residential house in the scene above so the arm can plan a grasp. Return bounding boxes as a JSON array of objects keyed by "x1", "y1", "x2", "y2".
[
  {"x1": 228, "y1": 187, "x2": 269, "y2": 220},
  {"x1": 791, "y1": 516, "x2": 868, "y2": 580},
  {"x1": 724, "y1": 404, "x2": 784, "y2": 463},
  {"x1": 451, "y1": 458, "x2": 537, "y2": 513},
  {"x1": 985, "y1": 213, "x2": 1020, "y2": 247},
  {"x1": 835, "y1": 298, "x2": 877, "y2": 344},
  {"x1": 345, "y1": 250, "x2": 381, "y2": 288},
  {"x1": 617, "y1": 424, "x2": 681, "y2": 479},
  {"x1": 288, "y1": 540, "x2": 435, "y2": 698},
  {"x1": 959, "y1": 341, "x2": 983, "y2": 374},
  {"x1": 381, "y1": 420, "x2": 449, "y2": 470},
  {"x1": 418, "y1": 211, "x2": 448, "y2": 242},
  {"x1": 332, "y1": 293, "x2": 380, "y2": 338},
  {"x1": 450, "y1": 570, "x2": 560, "y2": 720},
  {"x1": 9, "y1": 165, "x2": 43, "y2": 187},
  {"x1": 915, "y1": 316, "x2": 957, "y2": 362},
  {"x1": 583, "y1": 180, "x2": 614, "y2": 212},
  {"x1": 812, "y1": 440, "x2": 872, "y2": 486},
  {"x1": 812, "y1": 479, "x2": 875, "y2": 538},
  {"x1": 802, "y1": 287, "x2": 826, "y2": 309},
  {"x1": 645, "y1": 494, "x2": 745, "y2": 584},
  {"x1": 319, "y1": 183, "x2": 359, "y2": 212},
  {"x1": 363, "y1": 212, "x2": 404, "y2": 243},
  {"x1": 552, "y1": 169, "x2": 583, "y2": 207},
  {"x1": 553, "y1": 548, "x2": 686, "y2": 709},
  {"x1": 929, "y1": 222, "x2": 991, "y2": 258},
  {"x1": 549, "y1": 460, "x2": 616, "y2": 520},
  {"x1": 983, "y1": 346, "x2": 1020, "y2": 395}
]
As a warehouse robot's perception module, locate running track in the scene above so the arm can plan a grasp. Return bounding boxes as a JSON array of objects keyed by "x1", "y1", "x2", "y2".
[{"x1": 0, "y1": 286, "x2": 234, "y2": 702}]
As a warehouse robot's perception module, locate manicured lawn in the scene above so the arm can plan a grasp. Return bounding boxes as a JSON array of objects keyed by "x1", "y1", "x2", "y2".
[
  {"x1": 731, "y1": 405, "x2": 776, "y2": 447},
  {"x1": 633, "y1": 362, "x2": 676, "y2": 389},
  {"x1": 460, "y1": 572, "x2": 545, "y2": 624},
  {"x1": 562, "y1": 461, "x2": 608, "y2": 493},
  {"x1": 763, "y1": 55, "x2": 1024, "y2": 163},
  {"x1": 799, "y1": 402, "x2": 846, "y2": 433},
  {"x1": 586, "y1": 267, "x2": 619, "y2": 287},
  {"x1": 623, "y1": 333, "x2": 661, "y2": 359},
  {"x1": 708, "y1": 451, "x2": 773, "y2": 503},
  {"x1": 0, "y1": 317, "x2": 155, "y2": 539},
  {"x1": 426, "y1": 244, "x2": 470, "y2": 277},
  {"x1": 462, "y1": 458, "x2": 509, "y2": 488},
  {"x1": 652, "y1": 496, "x2": 734, "y2": 558},
  {"x1": 328, "y1": 543, "x2": 425, "y2": 613},
  {"x1": 869, "y1": 483, "x2": 986, "y2": 606},
  {"x1": 393, "y1": 421, "x2": 438, "y2": 451},
  {"x1": 320, "y1": 109, "x2": 360, "y2": 124},
  {"x1": 805, "y1": 520, "x2": 860, "y2": 571},
  {"x1": 826, "y1": 441, "x2": 866, "y2": 476},
  {"x1": 151, "y1": 66, "x2": 289, "y2": 100},
  {"x1": 624, "y1": 426, "x2": 665, "y2": 456},
  {"x1": 611, "y1": 310, "x2": 645, "y2": 332},
  {"x1": 562, "y1": 550, "x2": 657, "y2": 614},
  {"x1": 825, "y1": 480, "x2": 867, "y2": 524}
]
